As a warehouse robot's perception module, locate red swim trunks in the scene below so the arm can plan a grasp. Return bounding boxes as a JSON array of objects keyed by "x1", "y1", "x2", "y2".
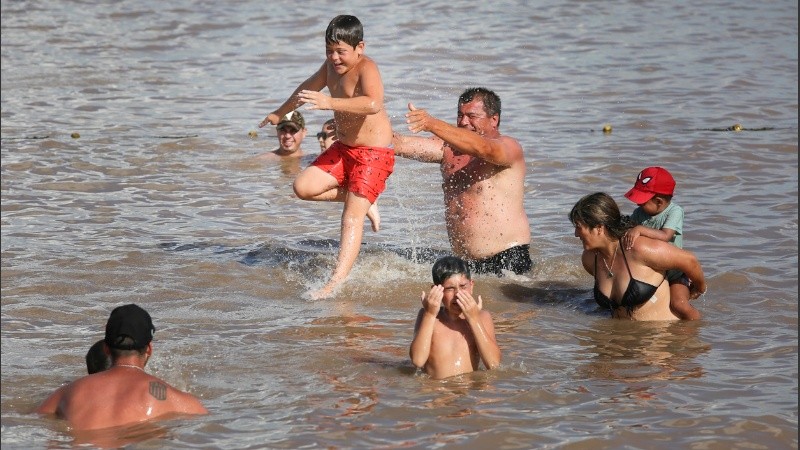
[{"x1": 311, "y1": 141, "x2": 395, "y2": 203}]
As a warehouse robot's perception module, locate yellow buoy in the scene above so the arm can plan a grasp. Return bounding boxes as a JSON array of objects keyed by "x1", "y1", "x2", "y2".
[
  {"x1": 248, "y1": 130, "x2": 258, "y2": 139},
  {"x1": 70, "y1": 132, "x2": 80, "y2": 139},
  {"x1": 602, "y1": 125, "x2": 612, "y2": 134},
  {"x1": 731, "y1": 123, "x2": 742, "y2": 132}
]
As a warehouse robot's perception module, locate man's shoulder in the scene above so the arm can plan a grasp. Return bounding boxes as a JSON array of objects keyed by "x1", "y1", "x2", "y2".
[{"x1": 494, "y1": 134, "x2": 525, "y2": 164}]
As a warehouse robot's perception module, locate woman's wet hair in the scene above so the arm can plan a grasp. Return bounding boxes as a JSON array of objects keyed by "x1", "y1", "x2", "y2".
[
  {"x1": 569, "y1": 192, "x2": 635, "y2": 240},
  {"x1": 326, "y1": 15, "x2": 363, "y2": 48},
  {"x1": 432, "y1": 256, "x2": 471, "y2": 285}
]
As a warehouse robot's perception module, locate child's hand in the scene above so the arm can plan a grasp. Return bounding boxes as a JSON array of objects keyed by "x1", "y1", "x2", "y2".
[
  {"x1": 688, "y1": 280, "x2": 707, "y2": 300},
  {"x1": 455, "y1": 289, "x2": 482, "y2": 320},
  {"x1": 622, "y1": 228, "x2": 641, "y2": 250},
  {"x1": 298, "y1": 90, "x2": 331, "y2": 110},
  {"x1": 258, "y1": 113, "x2": 280, "y2": 128},
  {"x1": 422, "y1": 285, "x2": 443, "y2": 316}
]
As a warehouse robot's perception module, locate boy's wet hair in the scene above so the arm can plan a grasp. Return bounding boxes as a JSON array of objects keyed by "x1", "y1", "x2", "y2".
[
  {"x1": 326, "y1": 15, "x2": 363, "y2": 48},
  {"x1": 432, "y1": 256, "x2": 471, "y2": 285},
  {"x1": 459, "y1": 87, "x2": 502, "y2": 125}
]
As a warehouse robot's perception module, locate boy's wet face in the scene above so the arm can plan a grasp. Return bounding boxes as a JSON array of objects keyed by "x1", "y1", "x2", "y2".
[
  {"x1": 325, "y1": 41, "x2": 363, "y2": 74},
  {"x1": 440, "y1": 274, "x2": 473, "y2": 315}
]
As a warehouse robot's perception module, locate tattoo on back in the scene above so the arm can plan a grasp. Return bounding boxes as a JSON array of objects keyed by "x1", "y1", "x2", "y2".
[{"x1": 149, "y1": 381, "x2": 167, "y2": 401}]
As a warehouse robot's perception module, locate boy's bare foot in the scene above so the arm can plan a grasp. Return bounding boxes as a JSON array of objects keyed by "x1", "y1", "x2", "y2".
[
  {"x1": 308, "y1": 288, "x2": 331, "y2": 300},
  {"x1": 308, "y1": 277, "x2": 342, "y2": 300},
  {"x1": 366, "y1": 202, "x2": 380, "y2": 232},
  {"x1": 309, "y1": 285, "x2": 335, "y2": 300}
]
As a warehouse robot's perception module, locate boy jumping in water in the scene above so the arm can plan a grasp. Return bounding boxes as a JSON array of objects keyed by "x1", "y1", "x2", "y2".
[{"x1": 259, "y1": 15, "x2": 394, "y2": 299}]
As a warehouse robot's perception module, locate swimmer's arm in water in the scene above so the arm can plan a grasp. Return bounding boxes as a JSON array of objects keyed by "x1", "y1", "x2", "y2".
[
  {"x1": 35, "y1": 385, "x2": 66, "y2": 415},
  {"x1": 636, "y1": 238, "x2": 707, "y2": 300}
]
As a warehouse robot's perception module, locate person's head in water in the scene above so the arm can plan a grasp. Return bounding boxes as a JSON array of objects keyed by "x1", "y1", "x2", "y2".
[
  {"x1": 432, "y1": 255, "x2": 472, "y2": 285},
  {"x1": 274, "y1": 111, "x2": 307, "y2": 156},
  {"x1": 432, "y1": 256, "x2": 474, "y2": 316},
  {"x1": 85, "y1": 339, "x2": 111, "y2": 374},
  {"x1": 569, "y1": 192, "x2": 634, "y2": 240},
  {"x1": 316, "y1": 119, "x2": 337, "y2": 151}
]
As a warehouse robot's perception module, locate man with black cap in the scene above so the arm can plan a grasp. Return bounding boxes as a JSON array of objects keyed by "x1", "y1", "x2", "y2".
[{"x1": 36, "y1": 304, "x2": 208, "y2": 430}]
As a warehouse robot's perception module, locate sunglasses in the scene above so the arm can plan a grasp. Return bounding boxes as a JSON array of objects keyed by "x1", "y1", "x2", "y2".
[
  {"x1": 316, "y1": 132, "x2": 331, "y2": 139},
  {"x1": 278, "y1": 126, "x2": 301, "y2": 134}
]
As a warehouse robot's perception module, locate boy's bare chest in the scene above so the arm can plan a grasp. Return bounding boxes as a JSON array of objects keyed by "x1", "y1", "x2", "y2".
[
  {"x1": 433, "y1": 318, "x2": 476, "y2": 348},
  {"x1": 327, "y1": 70, "x2": 360, "y2": 98}
]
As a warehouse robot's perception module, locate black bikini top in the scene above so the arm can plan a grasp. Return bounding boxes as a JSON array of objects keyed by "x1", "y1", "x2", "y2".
[{"x1": 593, "y1": 246, "x2": 663, "y2": 314}]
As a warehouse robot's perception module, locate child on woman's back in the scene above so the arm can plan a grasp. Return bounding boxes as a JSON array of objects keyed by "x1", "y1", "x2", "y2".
[{"x1": 622, "y1": 166, "x2": 702, "y2": 320}]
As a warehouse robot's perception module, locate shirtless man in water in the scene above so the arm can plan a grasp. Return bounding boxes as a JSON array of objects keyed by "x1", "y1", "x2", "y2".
[
  {"x1": 36, "y1": 304, "x2": 207, "y2": 430},
  {"x1": 392, "y1": 87, "x2": 532, "y2": 276}
]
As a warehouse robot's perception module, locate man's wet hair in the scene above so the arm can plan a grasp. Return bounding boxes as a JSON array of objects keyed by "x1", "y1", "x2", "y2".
[{"x1": 459, "y1": 87, "x2": 502, "y2": 125}]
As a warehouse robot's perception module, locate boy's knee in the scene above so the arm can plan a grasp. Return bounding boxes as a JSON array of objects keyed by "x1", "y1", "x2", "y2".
[
  {"x1": 293, "y1": 179, "x2": 311, "y2": 199},
  {"x1": 292, "y1": 181, "x2": 303, "y2": 198}
]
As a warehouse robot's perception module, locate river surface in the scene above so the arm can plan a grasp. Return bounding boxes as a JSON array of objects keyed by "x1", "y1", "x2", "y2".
[{"x1": 1, "y1": 0, "x2": 797, "y2": 448}]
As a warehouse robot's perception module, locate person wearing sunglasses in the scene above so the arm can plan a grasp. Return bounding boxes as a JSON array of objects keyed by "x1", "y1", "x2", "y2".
[{"x1": 316, "y1": 118, "x2": 337, "y2": 151}]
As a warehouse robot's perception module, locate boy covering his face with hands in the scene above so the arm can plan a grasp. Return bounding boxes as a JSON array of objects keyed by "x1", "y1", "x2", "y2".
[{"x1": 409, "y1": 256, "x2": 501, "y2": 379}]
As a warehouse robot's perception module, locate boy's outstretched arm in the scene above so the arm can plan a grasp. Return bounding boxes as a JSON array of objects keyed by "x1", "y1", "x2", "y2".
[
  {"x1": 259, "y1": 62, "x2": 327, "y2": 128},
  {"x1": 456, "y1": 290, "x2": 501, "y2": 370},
  {"x1": 410, "y1": 287, "x2": 443, "y2": 368}
]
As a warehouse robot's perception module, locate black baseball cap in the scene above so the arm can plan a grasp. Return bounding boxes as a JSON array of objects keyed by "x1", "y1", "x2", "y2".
[{"x1": 104, "y1": 304, "x2": 155, "y2": 350}]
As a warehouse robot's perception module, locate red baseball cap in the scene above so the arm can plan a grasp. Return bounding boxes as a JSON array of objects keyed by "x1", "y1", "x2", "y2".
[{"x1": 624, "y1": 166, "x2": 676, "y2": 204}]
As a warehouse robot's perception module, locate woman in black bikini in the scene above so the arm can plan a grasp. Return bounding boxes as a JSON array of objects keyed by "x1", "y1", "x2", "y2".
[{"x1": 569, "y1": 192, "x2": 707, "y2": 321}]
